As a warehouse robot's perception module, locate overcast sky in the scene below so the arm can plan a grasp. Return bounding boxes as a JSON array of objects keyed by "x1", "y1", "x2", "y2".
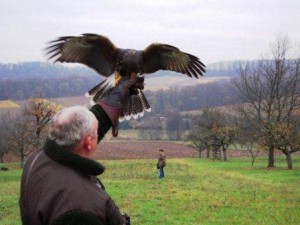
[{"x1": 0, "y1": 0, "x2": 299, "y2": 64}]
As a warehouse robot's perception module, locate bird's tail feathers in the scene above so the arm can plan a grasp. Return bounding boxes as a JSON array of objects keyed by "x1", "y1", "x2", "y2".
[{"x1": 119, "y1": 89, "x2": 151, "y2": 122}]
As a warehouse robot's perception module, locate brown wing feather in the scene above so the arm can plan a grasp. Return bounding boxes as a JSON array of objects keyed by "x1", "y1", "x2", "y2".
[
  {"x1": 46, "y1": 33, "x2": 118, "y2": 77},
  {"x1": 141, "y1": 43, "x2": 205, "y2": 78}
]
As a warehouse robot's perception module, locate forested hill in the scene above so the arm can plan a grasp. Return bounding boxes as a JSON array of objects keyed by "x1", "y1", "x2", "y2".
[
  {"x1": 0, "y1": 61, "x2": 242, "y2": 101},
  {"x1": 0, "y1": 62, "x2": 98, "y2": 79},
  {"x1": 0, "y1": 60, "x2": 243, "y2": 79}
]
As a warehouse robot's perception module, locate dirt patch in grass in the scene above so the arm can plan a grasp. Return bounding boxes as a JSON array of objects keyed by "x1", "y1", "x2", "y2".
[
  {"x1": 5, "y1": 141, "x2": 289, "y2": 163},
  {"x1": 94, "y1": 141, "x2": 199, "y2": 160},
  {"x1": 93, "y1": 141, "x2": 274, "y2": 160}
]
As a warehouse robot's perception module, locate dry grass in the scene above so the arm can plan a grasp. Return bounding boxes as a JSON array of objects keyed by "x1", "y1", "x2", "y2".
[{"x1": 0, "y1": 100, "x2": 19, "y2": 109}]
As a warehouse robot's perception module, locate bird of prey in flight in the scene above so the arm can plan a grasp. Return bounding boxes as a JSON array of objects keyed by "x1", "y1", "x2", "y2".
[{"x1": 46, "y1": 33, "x2": 206, "y2": 120}]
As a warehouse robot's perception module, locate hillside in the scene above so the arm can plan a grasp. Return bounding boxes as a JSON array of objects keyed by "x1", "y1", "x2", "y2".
[
  {"x1": 0, "y1": 61, "x2": 240, "y2": 101},
  {"x1": 145, "y1": 74, "x2": 230, "y2": 91},
  {"x1": 0, "y1": 60, "x2": 241, "y2": 79},
  {"x1": 0, "y1": 100, "x2": 20, "y2": 109}
]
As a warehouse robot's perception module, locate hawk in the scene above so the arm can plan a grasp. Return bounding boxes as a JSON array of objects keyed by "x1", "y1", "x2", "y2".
[{"x1": 46, "y1": 33, "x2": 206, "y2": 120}]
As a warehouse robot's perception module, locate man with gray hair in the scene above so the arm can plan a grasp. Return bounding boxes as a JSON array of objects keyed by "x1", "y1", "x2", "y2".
[
  {"x1": 49, "y1": 106, "x2": 98, "y2": 145},
  {"x1": 19, "y1": 75, "x2": 142, "y2": 225}
]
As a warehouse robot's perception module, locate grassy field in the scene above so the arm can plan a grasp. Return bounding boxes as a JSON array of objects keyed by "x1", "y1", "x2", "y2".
[{"x1": 1, "y1": 157, "x2": 300, "y2": 225}]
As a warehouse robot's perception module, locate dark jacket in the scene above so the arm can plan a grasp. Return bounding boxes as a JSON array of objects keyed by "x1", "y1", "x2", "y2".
[
  {"x1": 20, "y1": 105, "x2": 127, "y2": 225},
  {"x1": 157, "y1": 152, "x2": 166, "y2": 169}
]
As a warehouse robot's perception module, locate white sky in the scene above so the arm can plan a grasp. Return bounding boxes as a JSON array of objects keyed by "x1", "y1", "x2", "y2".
[{"x1": 0, "y1": 0, "x2": 299, "y2": 64}]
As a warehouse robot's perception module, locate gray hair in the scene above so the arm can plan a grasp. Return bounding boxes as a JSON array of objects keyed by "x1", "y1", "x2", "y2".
[{"x1": 49, "y1": 106, "x2": 97, "y2": 147}]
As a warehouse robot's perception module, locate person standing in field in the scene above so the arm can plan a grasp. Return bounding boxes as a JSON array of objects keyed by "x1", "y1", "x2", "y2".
[
  {"x1": 19, "y1": 75, "x2": 143, "y2": 225},
  {"x1": 157, "y1": 149, "x2": 166, "y2": 178}
]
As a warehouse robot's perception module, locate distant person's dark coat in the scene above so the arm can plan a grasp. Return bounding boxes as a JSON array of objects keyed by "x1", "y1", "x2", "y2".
[{"x1": 157, "y1": 152, "x2": 166, "y2": 169}]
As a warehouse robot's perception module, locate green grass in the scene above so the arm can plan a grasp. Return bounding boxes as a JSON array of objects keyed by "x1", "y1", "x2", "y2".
[
  {"x1": 1, "y1": 157, "x2": 300, "y2": 225},
  {"x1": 0, "y1": 168, "x2": 22, "y2": 225}
]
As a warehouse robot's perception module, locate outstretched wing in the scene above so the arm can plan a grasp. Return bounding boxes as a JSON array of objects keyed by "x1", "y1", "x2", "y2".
[
  {"x1": 141, "y1": 43, "x2": 206, "y2": 78},
  {"x1": 46, "y1": 33, "x2": 118, "y2": 77}
]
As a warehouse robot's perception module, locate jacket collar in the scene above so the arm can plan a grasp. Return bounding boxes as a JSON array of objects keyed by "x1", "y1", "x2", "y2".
[{"x1": 44, "y1": 138, "x2": 105, "y2": 176}]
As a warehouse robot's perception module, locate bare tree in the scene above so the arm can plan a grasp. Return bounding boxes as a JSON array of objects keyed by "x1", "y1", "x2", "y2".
[
  {"x1": 7, "y1": 111, "x2": 35, "y2": 168},
  {"x1": 185, "y1": 130, "x2": 211, "y2": 158},
  {"x1": 213, "y1": 125, "x2": 236, "y2": 161},
  {"x1": 272, "y1": 122, "x2": 300, "y2": 169},
  {"x1": 233, "y1": 35, "x2": 300, "y2": 168},
  {"x1": 186, "y1": 108, "x2": 236, "y2": 161},
  {"x1": 235, "y1": 117, "x2": 262, "y2": 166},
  {"x1": 166, "y1": 112, "x2": 184, "y2": 140},
  {"x1": 24, "y1": 98, "x2": 61, "y2": 148},
  {"x1": 201, "y1": 108, "x2": 236, "y2": 161},
  {"x1": 1, "y1": 98, "x2": 61, "y2": 167},
  {"x1": 0, "y1": 112, "x2": 13, "y2": 163}
]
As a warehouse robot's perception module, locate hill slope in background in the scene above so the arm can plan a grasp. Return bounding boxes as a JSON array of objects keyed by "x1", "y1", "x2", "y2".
[
  {"x1": 145, "y1": 74, "x2": 230, "y2": 90},
  {"x1": 0, "y1": 100, "x2": 20, "y2": 109},
  {"x1": 0, "y1": 60, "x2": 241, "y2": 80},
  {"x1": 0, "y1": 61, "x2": 241, "y2": 101}
]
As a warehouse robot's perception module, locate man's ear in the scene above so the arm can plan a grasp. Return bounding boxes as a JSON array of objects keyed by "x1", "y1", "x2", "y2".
[{"x1": 82, "y1": 135, "x2": 92, "y2": 153}]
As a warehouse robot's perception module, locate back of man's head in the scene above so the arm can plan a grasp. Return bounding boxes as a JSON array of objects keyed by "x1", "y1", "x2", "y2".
[{"x1": 49, "y1": 106, "x2": 97, "y2": 147}]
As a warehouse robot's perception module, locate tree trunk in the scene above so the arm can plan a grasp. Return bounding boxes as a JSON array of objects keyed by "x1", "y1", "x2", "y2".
[
  {"x1": 206, "y1": 146, "x2": 210, "y2": 158},
  {"x1": 212, "y1": 146, "x2": 221, "y2": 161},
  {"x1": 286, "y1": 152, "x2": 293, "y2": 169},
  {"x1": 222, "y1": 146, "x2": 227, "y2": 161},
  {"x1": 198, "y1": 149, "x2": 202, "y2": 158},
  {"x1": 0, "y1": 154, "x2": 3, "y2": 163},
  {"x1": 267, "y1": 145, "x2": 275, "y2": 168},
  {"x1": 250, "y1": 150, "x2": 255, "y2": 166}
]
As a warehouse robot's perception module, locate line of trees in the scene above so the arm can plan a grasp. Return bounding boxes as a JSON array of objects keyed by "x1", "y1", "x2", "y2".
[
  {"x1": 0, "y1": 75, "x2": 101, "y2": 100},
  {"x1": 146, "y1": 81, "x2": 238, "y2": 114},
  {"x1": 186, "y1": 35, "x2": 300, "y2": 169},
  {"x1": 185, "y1": 108, "x2": 236, "y2": 161}
]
